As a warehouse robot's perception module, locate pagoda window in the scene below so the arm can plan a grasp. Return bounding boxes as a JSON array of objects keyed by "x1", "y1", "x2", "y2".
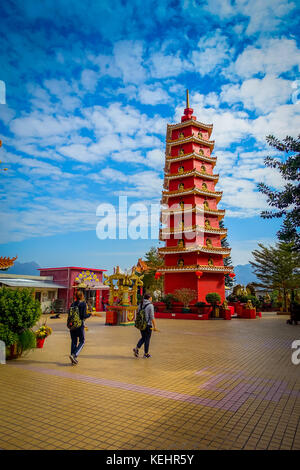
[
  {"x1": 205, "y1": 219, "x2": 211, "y2": 229},
  {"x1": 200, "y1": 165, "x2": 206, "y2": 173},
  {"x1": 179, "y1": 132, "x2": 184, "y2": 139},
  {"x1": 199, "y1": 149, "x2": 204, "y2": 156},
  {"x1": 178, "y1": 239, "x2": 185, "y2": 248},
  {"x1": 179, "y1": 200, "x2": 184, "y2": 210},
  {"x1": 206, "y1": 238, "x2": 212, "y2": 248},
  {"x1": 178, "y1": 183, "x2": 184, "y2": 191},
  {"x1": 178, "y1": 259, "x2": 184, "y2": 267},
  {"x1": 203, "y1": 200, "x2": 209, "y2": 209},
  {"x1": 178, "y1": 166, "x2": 184, "y2": 174},
  {"x1": 179, "y1": 148, "x2": 185, "y2": 156},
  {"x1": 202, "y1": 182, "x2": 208, "y2": 190},
  {"x1": 208, "y1": 258, "x2": 214, "y2": 266},
  {"x1": 198, "y1": 131, "x2": 203, "y2": 138}
]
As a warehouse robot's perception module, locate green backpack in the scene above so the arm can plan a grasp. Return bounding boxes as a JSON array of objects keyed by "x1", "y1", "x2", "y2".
[
  {"x1": 67, "y1": 305, "x2": 82, "y2": 331},
  {"x1": 135, "y1": 307, "x2": 147, "y2": 331}
]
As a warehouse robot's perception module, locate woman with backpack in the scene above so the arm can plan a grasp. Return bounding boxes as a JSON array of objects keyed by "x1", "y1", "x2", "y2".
[
  {"x1": 68, "y1": 290, "x2": 95, "y2": 365},
  {"x1": 133, "y1": 293, "x2": 158, "y2": 359}
]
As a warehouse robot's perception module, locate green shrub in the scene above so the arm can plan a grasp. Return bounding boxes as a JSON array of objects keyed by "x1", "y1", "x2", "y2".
[
  {"x1": 0, "y1": 323, "x2": 18, "y2": 346},
  {"x1": 18, "y1": 329, "x2": 36, "y2": 352},
  {"x1": 0, "y1": 287, "x2": 41, "y2": 333},
  {"x1": 161, "y1": 294, "x2": 175, "y2": 311},
  {"x1": 205, "y1": 293, "x2": 221, "y2": 306},
  {"x1": 226, "y1": 294, "x2": 237, "y2": 302}
]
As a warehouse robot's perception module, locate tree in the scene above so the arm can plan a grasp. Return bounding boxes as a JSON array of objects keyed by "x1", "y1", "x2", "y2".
[
  {"x1": 219, "y1": 219, "x2": 234, "y2": 288},
  {"x1": 142, "y1": 246, "x2": 164, "y2": 296},
  {"x1": 174, "y1": 288, "x2": 197, "y2": 309},
  {"x1": 205, "y1": 292, "x2": 221, "y2": 316},
  {"x1": 257, "y1": 134, "x2": 300, "y2": 249},
  {"x1": 250, "y1": 242, "x2": 300, "y2": 312}
]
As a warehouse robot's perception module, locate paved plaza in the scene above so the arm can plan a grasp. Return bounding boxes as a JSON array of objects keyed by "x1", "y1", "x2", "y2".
[{"x1": 0, "y1": 313, "x2": 299, "y2": 450}]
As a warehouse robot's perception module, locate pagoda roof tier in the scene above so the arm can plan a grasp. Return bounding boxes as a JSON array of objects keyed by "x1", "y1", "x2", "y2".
[
  {"x1": 159, "y1": 225, "x2": 228, "y2": 240},
  {"x1": 159, "y1": 265, "x2": 234, "y2": 274},
  {"x1": 167, "y1": 120, "x2": 213, "y2": 138},
  {"x1": 161, "y1": 206, "x2": 225, "y2": 220},
  {"x1": 165, "y1": 152, "x2": 217, "y2": 167},
  {"x1": 162, "y1": 186, "x2": 223, "y2": 203},
  {"x1": 164, "y1": 169, "x2": 219, "y2": 183},
  {"x1": 158, "y1": 245, "x2": 231, "y2": 257},
  {"x1": 166, "y1": 135, "x2": 215, "y2": 151}
]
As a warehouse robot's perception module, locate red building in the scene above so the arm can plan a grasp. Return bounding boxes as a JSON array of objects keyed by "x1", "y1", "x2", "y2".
[
  {"x1": 39, "y1": 266, "x2": 108, "y2": 311},
  {"x1": 159, "y1": 92, "x2": 233, "y2": 303}
]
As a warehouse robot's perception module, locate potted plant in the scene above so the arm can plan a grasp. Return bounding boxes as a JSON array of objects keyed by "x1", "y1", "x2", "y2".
[
  {"x1": 205, "y1": 293, "x2": 221, "y2": 318},
  {"x1": 161, "y1": 294, "x2": 175, "y2": 312},
  {"x1": 0, "y1": 287, "x2": 41, "y2": 359},
  {"x1": 174, "y1": 289, "x2": 197, "y2": 313},
  {"x1": 194, "y1": 301, "x2": 206, "y2": 314},
  {"x1": 35, "y1": 325, "x2": 52, "y2": 348}
]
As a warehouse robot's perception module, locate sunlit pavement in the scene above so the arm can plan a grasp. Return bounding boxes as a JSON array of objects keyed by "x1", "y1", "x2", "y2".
[{"x1": 0, "y1": 313, "x2": 299, "y2": 450}]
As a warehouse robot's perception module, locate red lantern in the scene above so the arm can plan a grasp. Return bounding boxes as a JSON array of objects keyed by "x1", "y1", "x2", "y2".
[
  {"x1": 155, "y1": 272, "x2": 162, "y2": 280},
  {"x1": 229, "y1": 273, "x2": 235, "y2": 278},
  {"x1": 195, "y1": 271, "x2": 203, "y2": 278}
]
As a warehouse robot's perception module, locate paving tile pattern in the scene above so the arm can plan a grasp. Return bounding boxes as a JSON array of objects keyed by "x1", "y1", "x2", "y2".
[{"x1": 0, "y1": 313, "x2": 299, "y2": 450}]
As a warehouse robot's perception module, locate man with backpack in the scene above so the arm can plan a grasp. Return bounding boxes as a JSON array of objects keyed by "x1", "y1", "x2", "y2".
[
  {"x1": 67, "y1": 290, "x2": 95, "y2": 365},
  {"x1": 133, "y1": 293, "x2": 158, "y2": 359}
]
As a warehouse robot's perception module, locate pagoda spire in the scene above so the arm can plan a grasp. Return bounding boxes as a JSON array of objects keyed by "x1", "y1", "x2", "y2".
[
  {"x1": 186, "y1": 89, "x2": 190, "y2": 109},
  {"x1": 182, "y1": 89, "x2": 196, "y2": 122}
]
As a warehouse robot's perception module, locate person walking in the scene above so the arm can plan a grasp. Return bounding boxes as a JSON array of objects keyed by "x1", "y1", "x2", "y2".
[
  {"x1": 133, "y1": 293, "x2": 158, "y2": 359},
  {"x1": 69, "y1": 290, "x2": 94, "y2": 365}
]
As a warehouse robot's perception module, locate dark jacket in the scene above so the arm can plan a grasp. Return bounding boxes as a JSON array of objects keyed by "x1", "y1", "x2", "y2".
[{"x1": 71, "y1": 300, "x2": 91, "y2": 325}]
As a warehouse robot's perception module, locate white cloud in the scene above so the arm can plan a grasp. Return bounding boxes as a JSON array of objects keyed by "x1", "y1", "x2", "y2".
[
  {"x1": 148, "y1": 52, "x2": 189, "y2": 78},
  {"x1": 191, "y1": 30, "x2": 232, "y2": 76},
  {"x1": 227, "y1": 38, "x2": 300, "y2": 79},
  {"x1": 139, "y1": 84, "x2": 170, "y2": 105},
  {"x1": 221, "y1": 75, "x2": 293, "y2": 113},
  {"x1": 81, "y1": 69, "x2": 99, "y2": 93},
  {"x1": 203, "y1": 0, "x2": 295, "y2": 36}
]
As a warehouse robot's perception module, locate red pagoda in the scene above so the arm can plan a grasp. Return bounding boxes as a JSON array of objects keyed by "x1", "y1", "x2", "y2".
[{"x1": 158, "y1": 91, "x2": 233, "y2": 303}]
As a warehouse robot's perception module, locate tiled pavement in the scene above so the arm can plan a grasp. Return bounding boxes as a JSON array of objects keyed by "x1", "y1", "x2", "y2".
[{"x1": 0, "y1": 313, "x2": 299, "y2": 450}]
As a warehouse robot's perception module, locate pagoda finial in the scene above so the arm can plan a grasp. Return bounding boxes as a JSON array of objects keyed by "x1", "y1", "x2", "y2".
[{"x1": 182, "y1": 89, "x2": 196, "y2": 122}]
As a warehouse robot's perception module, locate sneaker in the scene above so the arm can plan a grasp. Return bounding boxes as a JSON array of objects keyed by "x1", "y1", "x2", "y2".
[
  {"x1": 69, "y1": 354, "x2": 78, "y2": 365},
  {"x1": 143, "y1": 353, "x2": 152, "y2": 358},
  {"x1": 133, "y1": 348, "x2": 139, "y2": 358}
]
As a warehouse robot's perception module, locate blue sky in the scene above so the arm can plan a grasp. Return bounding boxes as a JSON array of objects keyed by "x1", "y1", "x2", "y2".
[{"x1": 0, "y1": 0, "x2": 299, "y2": 273}]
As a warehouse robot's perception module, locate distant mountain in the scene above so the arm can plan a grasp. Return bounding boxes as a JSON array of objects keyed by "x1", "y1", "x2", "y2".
[
  {"x1": 234, "y1": 264, "x2": 258, "y2": 286},
  {"x1": 4, "y1": 261, "x2": 40, "y2": 275}
]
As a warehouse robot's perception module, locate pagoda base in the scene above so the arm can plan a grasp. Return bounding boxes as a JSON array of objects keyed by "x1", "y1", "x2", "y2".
[{"x1": 164, "y1": 271, "x2": 225, "y2": 303}]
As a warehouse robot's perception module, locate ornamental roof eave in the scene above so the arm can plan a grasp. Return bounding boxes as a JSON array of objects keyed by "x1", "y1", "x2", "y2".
[
  {"x1": 162, "y1": 187, "x2": 223, "y2": 201},
  {"x1": 165, "y1": 152, "x2": 217, "y2": 167},
  {"x1": 167, "y1": 135, "x2": 215, "y2": 150},
  {"x1": 164, "y1": 170, "x2": 219, "y2": 182},
  {"x1": 159, "y1": 226, "x2": 228, "y2": 237},
  {"x1": 0, "y1": 255, "x2": 18, "y2": 271},
  {"x1": 167, "y1": 120, "x2": 213, "y2": 137},
  {"x1": 160, "y1": 206, "x2": 226, "y2": 217},
  {"x1": 159, "y1": 265, "x2": 234, "y2": 274},
  {"x1": 158, "y1": 246, "x2": 231, "y2": 257}
]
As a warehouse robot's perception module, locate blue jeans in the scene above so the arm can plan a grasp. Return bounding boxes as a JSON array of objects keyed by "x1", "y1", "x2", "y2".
[
  {"x1": 70, "y1": 325, "x2": 85, "y2": 357},
  {"x1": 137, "y1": 325, "x2": 152, "y2": 354}
]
